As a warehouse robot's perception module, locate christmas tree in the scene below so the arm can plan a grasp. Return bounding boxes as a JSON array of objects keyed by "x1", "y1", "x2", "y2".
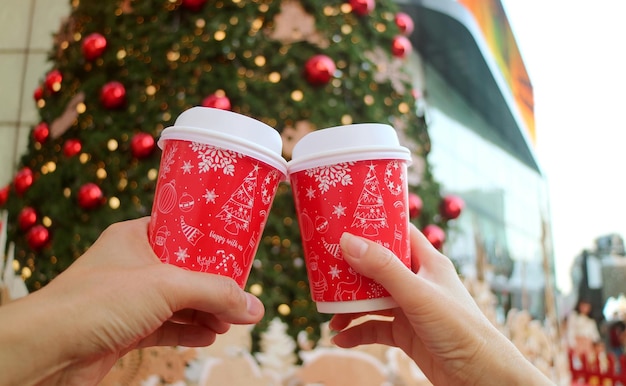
[
  {"x1": 0, "y1": 0, "x2": 448, "y2": 349},
  {"x1": 351, "y1": 163, "x2": 388, "y2": 237}
]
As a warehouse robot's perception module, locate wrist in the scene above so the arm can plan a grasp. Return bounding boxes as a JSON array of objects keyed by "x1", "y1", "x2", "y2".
[
  {"x1": 469, "y1": 328, "x2": 554, "y2": 386},
  {"x1": 0, "y1": 292, "x2": 73, "y2": 385}
]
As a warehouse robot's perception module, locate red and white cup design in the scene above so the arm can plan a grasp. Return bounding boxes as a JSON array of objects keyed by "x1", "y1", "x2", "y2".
[
  {"x1": 288, "y1": 124, "x2": 412, "y2": 313},
  {"x1": 149, "y1": 107, "x2": 287, "y2": 288}
]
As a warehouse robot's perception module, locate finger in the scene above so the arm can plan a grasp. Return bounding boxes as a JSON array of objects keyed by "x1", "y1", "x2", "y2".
[
  {"x1": 329, "y1": 309, "x2": 394, "y2": 332},
  {"x1": 157, "y1": 267, "x2": 265, "y2": 325},
  {"x1": 170, "y1": 309, "x2": 230, "y2": 334},
  {"x1": 406, "y1": 225, "x2": 458, "y2": 279},
  {"x1": 135, "y1": 321, "x2": 218, "y2": 349},
  {"x1": 339, "y1": 231, "x2": 424, "y2": 308},
  {"x1": 329, "y1": 313, "x2": 363, "y2": 332},
  {"x1": 331, "y1": 319, "x2": 396, "y2": 349},
  {"x1": 80, "y1": 217, "x2": 159, "y2": 269}
]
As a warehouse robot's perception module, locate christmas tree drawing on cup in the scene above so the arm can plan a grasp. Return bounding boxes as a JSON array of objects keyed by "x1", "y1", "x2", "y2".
[
  {"x1": 351, "y1": 163, "x2": 388, "y2": 237},
  {"x1": 217, "y1": 165, "x2": 259, "y2": 235}
]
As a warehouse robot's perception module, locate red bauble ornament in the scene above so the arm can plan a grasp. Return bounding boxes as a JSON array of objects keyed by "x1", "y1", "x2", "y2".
[
  {"x1": 181, "y1": 0, "x2": 207, "y2": 11},
  {"x1": 423, "y1": 224, "x2": 445, "y2": 250},
  {"x1": 18, "y1": 206, "x2": 38, "y2": 231},
  {"x1": 33, "y1": 86, "x2": 44, "y2": 101},
  {"x1": 82, "y1": 32, "x2": 107, "y2": 61},
  {"x1": 77, "y1": 183, "x2": 104, "y2": 210},
  {"x1": 202, "y1": 93, "x2": 231, "y2": 110},
  {"x1": 440, "y1": 194, "x2": 464, "y2": 220},
  {"x1": 304, "y1": 54, "x2": 336, "y2": 86},
  {"x1": 349, "y1": 0, "x2": 375, "y2": 16},
  {"x1": 14, "y1": 167, "x2": 34, "y2": 196},
  {"x1": 395, "y1": 12, "x2": 414, "y2": 36},
  {"x1": 391, "y1": 35, "x2": 412, "y2": 58},
  {"x1": 63, "y1": 139, "x2": 82, "y2": 157},
  {"x1": 32, "y1": 122, "x2": 50, "y2": 144},
  {"x1": 408, "y1": 192, "x2": 423, "y2": 219},
  {"x1": 100, "y1": 81, "x2": 126, "y2": 109},
  {"x1": 131, "y1": 132, "x2": 156, "y2": 158},
  {"x1": 45, "y1": 70, "x2": 63, "y2": 93},
  {"x1": 27, "y1": 225, "x2": 49, "y2": 250},
  {"x1": 0, "y1": 185, "x2": 9, "y2": 206}
]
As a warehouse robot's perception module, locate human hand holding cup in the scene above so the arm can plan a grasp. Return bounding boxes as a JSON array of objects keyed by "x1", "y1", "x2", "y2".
[
  {"x1": 148, "y1": 107, "x2": 287, "y2": 288},
  {"x1": 288, "y1": 124, "x2": 412, "y2": 313}
]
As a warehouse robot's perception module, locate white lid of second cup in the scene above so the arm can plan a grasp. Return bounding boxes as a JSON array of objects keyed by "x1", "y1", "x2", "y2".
[
  {"x1": 159, "y1": 107, "x2": 287, "y2": 174},
  {"x1": 288, "y1": 123, "x2": 412, "y2": 173}
]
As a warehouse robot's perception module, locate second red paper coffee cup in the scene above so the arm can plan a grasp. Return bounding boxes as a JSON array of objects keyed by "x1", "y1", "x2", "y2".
[
  {"x1": 288, "y1": 124, "x2": 412, "y2": 313},
  {"x1": 149, "y1": 107, "x2": 287, "y2": 288}
]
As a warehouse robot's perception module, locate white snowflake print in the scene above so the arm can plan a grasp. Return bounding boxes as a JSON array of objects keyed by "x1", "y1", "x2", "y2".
[
  {"x1": 305, "y1": 162, "x2": 354, "y2": 194},
  {"x1": 181, "y1": 160, "x2": 194, "y2": 174},
  {"x1": 333, "y1": 203, "x2": 347, "y2": 218},
  {"x1": 190, "y1": 142, "x2": 242, "y2": 176},
  {"x1": 175, "y1": 247, "x2": 189, "y2": 263},
  {"x1": 328, "y1": 264, "x2": 342, "y2": 279},
  {"x1": 305, "y1": 186, "x2": 316, "y2": 200},
  {"x1": 203, "y1": 188, "x2": 218, "y2": 203}
]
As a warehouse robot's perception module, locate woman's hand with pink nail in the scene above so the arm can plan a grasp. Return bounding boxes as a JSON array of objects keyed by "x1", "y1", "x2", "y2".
[{"x1": 331, "y1": 224, "x2": 554, "y2": 386}]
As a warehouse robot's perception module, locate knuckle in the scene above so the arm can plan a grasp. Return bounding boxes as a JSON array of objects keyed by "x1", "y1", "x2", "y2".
[
  {"x1": 371, "y1": 245, "x2": 398, "y2": 272},
  {"x1": 436, "y1": 253, "x2": 457, "y2": 272}
]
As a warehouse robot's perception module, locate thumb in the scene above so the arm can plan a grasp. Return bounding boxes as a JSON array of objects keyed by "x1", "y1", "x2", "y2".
[{"x1": 339, "y1": 232, "x2": 421, "y2": 307}]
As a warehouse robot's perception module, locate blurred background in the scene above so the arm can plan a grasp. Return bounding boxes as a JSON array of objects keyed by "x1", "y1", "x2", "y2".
[{"x1": 2, "y1": 0, "x2": 625, "y2": 385}]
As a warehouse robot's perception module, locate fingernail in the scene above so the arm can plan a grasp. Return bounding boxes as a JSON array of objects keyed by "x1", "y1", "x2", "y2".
[
  {"x1": 340, "y1": 232, "x2": 368, "y2": 259},
  {"x1": 246, "y1": 293, "x2": 263, "y2": 316}
]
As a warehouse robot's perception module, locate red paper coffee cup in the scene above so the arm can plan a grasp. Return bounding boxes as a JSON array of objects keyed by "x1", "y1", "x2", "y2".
[
  {"x1": 288, "y1": 124, "x2": 412, "y2": 313},
  {"x1": 149, "y1": 107, "x2": 287, "y2": 288}
]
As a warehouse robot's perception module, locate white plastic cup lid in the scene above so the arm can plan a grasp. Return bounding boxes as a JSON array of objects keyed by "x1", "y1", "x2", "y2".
[
  {"x1": 158, "y1": 107, "x2": 287, "y2": 174},
  {"x1": 288, "y1": 123, "x2": 411, "y2": 173}
]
